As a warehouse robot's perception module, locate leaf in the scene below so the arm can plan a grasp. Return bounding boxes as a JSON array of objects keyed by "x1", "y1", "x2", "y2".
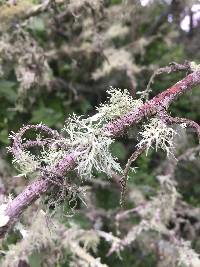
[
  {"x1": 0, "y1": 80, "x2": 17, "y2": 102},
  {"x1": 28, "y1": 252, "x2": 42, "y2": 267},
  {"x1": 0, "y1": 128, "x2": 9, "y2": 144},
  {"x1": 31, "y1": 106, "x2": 63, "y2": 127},
  {"x1": 111, "y1": 141, "x2": 127, "y2": 160},
  {"x1": 79, "y1": 99, "x2": 92, "y2": 114}
]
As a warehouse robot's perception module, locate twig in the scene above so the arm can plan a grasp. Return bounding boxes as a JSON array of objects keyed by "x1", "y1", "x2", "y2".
[
  {"x1": 1, "y1": 69, "x2": 200, "y2": 237},
  {"x1": 158, "y1": 109, "x2": 200, "y2": 142},
  {"x1": 139, "y1": 61, "x2": 191, "y2": 101},
  {"x1": 105, "y1": 70, "x2": 200, "y2": 136},
  {"x1": 120, "y1": 145, "x2": 147, "y2": 206}
]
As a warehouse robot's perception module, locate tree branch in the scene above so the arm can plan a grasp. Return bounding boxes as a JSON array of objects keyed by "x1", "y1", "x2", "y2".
[
  {"x1": 1, "y1": 69, "x2": 200, "y2": 238},
  {"x1": 105, "y1": 70, "x2": 200, "y2": 136}
]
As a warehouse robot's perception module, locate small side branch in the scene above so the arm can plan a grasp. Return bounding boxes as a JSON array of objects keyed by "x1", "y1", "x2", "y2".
[
  {"x1": 158, "y1": 109, "x2": 200, "y2": 142},
  {"x1": 120, "y1": 145, "x2": 147, "y2": 206},
  {"x1": 139, "y1": 61, "x2": 191, "y2": 101}
]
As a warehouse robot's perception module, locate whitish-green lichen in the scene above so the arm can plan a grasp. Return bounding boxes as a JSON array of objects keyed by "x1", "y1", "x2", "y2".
[
  {"x1": 96, "y1": 86, "x2": 143, "y2": 122},
  {"x1": 11, "y1": 87, "x2": 142, "y2": 180},
  {"x1": 0, "y1": 203, "x2": 9, "y2": 227},
  {"x1": 137, "y1": 118, "x2": 177, "y2": 156}
]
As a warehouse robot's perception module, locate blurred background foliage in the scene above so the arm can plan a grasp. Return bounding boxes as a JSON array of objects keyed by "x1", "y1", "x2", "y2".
[{"x1": 0, "y1": 0, "x2": 200, "y2": 266}]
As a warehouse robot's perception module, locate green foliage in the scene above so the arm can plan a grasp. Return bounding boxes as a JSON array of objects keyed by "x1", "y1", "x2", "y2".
[
  {"x1": 28, "y1": 252, "x2": 43, "y2": 267},
  {"x1": 111, "y1": 141, "x2": 127, "y2": 160},
  {"x1": 31, "y1": 105, "x2": 63, "y2": 127},
  {"x1": 0, "y1": 80, "x2": 17, "y2": 102}
]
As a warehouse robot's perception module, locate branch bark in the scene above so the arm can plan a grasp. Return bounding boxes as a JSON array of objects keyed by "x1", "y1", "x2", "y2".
[{"x1": 1, "y1": 70, "x2": 200, "y2": 238}]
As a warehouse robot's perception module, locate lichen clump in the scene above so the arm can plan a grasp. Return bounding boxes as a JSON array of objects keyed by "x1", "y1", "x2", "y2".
[
  {"x1": 97, "y1": 87, "x2": 143, "y2": 121},
  {"x1": 0, "y1": 203, "x2": 9, "y2": 227},
  {"x1": 137, "y1": 117, "x2": 178, "y2": 156},
  {"x1": 10, "y1": 87, "x2": 143, "y2": 179},
  {"x1": 9, "y1": 88, "x2": 183, "y2": 182}
]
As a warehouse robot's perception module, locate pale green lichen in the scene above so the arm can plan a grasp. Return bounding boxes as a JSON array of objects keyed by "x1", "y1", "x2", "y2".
[
  {"x1": 62, "y1": 115, "x2": 122, "y2": 179},
  {"x1": 96, "y1": 86, "x2": 143, "y2": 122},
  {"x1": 176, "y1": 239, "x2": 200, "y2": 267},
  {"x1": 92, "y1": 49, "x2": 140, "y2": 80},
  {"x1": 12, "y1": 150, "x2": 40, "y2": 177},
  {"x1": 1, "y1": 210, "x2": 55, "y2": 267},
  {"x1": 190, "y1": 61, "x2": 200, "y2": 72},
  {"x1": 0, "y1": 203, "x2": 9, "y2": 227},
  {"x1": 11, "y1": 87, "x2": 141, "y2": 180},
  {"x1": 137, "y1": 117, "x2": 177, "y2": 156}
]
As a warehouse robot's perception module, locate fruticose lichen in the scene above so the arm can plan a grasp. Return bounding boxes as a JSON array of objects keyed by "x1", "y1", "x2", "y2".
[
  {"x1": 137, "y1": 117, "x2": 178, "y2": 156},
  {"x1": 9, "y1": 87, "x2": 143, "y2": 180}
]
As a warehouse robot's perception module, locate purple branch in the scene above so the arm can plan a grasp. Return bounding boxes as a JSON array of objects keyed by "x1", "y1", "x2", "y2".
[{"x1": 1, "y1": 70, "x2": 200, "y2": 238}]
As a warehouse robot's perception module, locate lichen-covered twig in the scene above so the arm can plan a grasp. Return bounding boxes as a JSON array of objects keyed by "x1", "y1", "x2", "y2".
[
  {"x1": 138, "y1": 61, "x2": 191, "y2": 101},
  {"x1": 1, "y1": 68, "x2": 200, "y2": 238},
  {"x1": 104, "y1": 70, "x2": 200, "y2": 136},
  {"x1": 158, "y1": 109, "x2": 200, "y2": 141}
]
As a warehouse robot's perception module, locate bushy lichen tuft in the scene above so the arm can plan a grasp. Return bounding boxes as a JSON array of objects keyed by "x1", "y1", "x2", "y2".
[
  {"x1": 63, "y1": 115, "x2": 122, "y2": 179},
  {"x1": 10, "y1": 87, "x2": 141, "y2": 180},
  {"x1": 97, "y1": 86, "x2": 143, "y2": 122},
  {"x1": 137, "y1": 117, "x2": 177, "y2": 156}
]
